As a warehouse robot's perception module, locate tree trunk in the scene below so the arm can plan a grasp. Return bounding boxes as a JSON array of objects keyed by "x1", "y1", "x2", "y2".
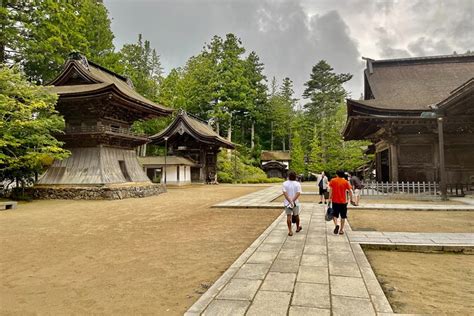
[
  {"x1": 251, "y1": 122, "x2": 255, "y2": 149},
  {"x1": 271, "y1": 121, "x2": 274, "y2": 151},
  {"x1": 0, "y1": 1, "x2": 6, "y2": 63},
  {"x1": 289, "y1": 127, "x2": 292, "y2": 150},
  {"x1": 227, "y1": 113, "x2": 232, "y2": 141},
  {"x1": 282, "y1": 139, "x2": 286, "y2": 151},
  {"x1": 227, "y1": 113, "x2": 232, "y2": 158}
]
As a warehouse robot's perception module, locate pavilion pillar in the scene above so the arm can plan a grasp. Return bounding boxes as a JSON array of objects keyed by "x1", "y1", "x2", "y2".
[
  {"x1": 437, "y1": 117, "x2": 448, "y2": 200},
  {"x1": 389, "y1": 142, "x2": 399, "y2": 182},
  {"x1": 200, "y1": 146, "x2": 206, "y2": 182},
  {"x1": 375, "y1": 151, "x2": 382, "y2": 182}
]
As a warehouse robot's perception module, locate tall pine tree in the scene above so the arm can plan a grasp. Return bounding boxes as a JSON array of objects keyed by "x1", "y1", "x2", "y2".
[
  {"x1": 120, "y1": 34, "x2": 163, "y2": 101},
  {"x1": 303, "y1": 60, "x2": 352, "y2": 122},
  {"x1": 290, "y1": 130, "x2": 305, "y2": 174}
]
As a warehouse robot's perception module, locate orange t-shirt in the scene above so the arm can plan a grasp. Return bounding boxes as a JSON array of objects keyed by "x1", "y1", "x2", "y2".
[{"x1": 329, "y1": 177, "x2": 352, "y2": 204}]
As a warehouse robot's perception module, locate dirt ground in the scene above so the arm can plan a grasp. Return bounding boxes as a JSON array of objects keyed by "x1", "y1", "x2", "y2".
[
  {"x1": 349, "y1": 210, "x2": 474, "y2": 233},
  {"x1": 365, "y1": 250, "x2": 474, "y2": 315},
  {"x1": 0, "y1": 185, "x2": 281, "y2": 315}
]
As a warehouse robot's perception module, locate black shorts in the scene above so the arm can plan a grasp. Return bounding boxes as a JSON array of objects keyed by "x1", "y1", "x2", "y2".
[
  {"x1": 332, "y1": 203, "x2": 348, "y2": 219},
  {"x1": 319, "y1": 188, "x2": 327, "y2": 195}
]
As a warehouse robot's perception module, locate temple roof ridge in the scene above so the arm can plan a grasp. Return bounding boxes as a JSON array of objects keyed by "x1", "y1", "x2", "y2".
[{"x1": 363, "y1": 52, "x2": 474, "y2": 65}]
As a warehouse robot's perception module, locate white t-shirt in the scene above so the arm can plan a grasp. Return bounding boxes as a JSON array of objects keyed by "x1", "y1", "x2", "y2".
[{"x1": 282, "y1": 180, "x2": 302, "y2": 207}]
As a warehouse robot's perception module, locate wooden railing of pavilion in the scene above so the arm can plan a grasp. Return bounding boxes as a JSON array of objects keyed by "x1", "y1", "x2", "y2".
[
  {"x1": 64, "y1": 125, "x2": 147, "y2": 137},
  {"x1": 360, "y1": 181, "x2": 471, "y2": 197}
]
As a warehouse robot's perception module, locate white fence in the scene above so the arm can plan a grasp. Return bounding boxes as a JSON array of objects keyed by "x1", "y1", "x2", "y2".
[{"x1": 360, "y1": 181, "x2": 440, "y2": 196}]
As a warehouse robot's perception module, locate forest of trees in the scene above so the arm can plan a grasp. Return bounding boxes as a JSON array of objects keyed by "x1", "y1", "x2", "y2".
[{"x1": 0, "y1": 0, "x2": 370, "y2": 187}]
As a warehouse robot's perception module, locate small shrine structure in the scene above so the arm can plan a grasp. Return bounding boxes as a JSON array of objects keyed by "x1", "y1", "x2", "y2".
[
  {"x1": 34, "y1": 53, "x2": 173, "y2": 199},
  {"x1": 137, "y1": 156, "x2": 197, "y2": 186},
  {"x1": 343, "y1": 53, "x2": 474, "y2": 197},
  {"x1": 148, "y1": 110, "x2": 235, "y2": 183},
  {"x1": 260, "y1": 151, "x2": 291, "y2": 178}
]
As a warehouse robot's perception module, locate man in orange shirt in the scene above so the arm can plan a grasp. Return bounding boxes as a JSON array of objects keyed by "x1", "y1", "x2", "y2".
[{"x1": 328, "y1": 170, "x2": 354, "y2": 235}]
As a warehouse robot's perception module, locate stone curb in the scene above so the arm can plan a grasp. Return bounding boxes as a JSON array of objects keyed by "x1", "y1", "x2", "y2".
[
  {"x1": 359, "y1": 243, "x2": 474, "y2": 254},
  {"x1": 344, "y1": 223, "x2": 394, "y2": 314}
]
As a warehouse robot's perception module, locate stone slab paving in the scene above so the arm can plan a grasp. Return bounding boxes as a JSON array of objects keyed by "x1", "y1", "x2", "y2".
[
  {"x1": 186, "y1": 203, "x2": 393, "y2": 315},
  {"x1": 347, "y1": 231, "x2": 474, "y2": 254},
  {"x1": 213, "y1": 186, "x2": 474, "y2": 211},
  {"x1": 188, "y1": 187, "x2": 470, "y2": 315},
  {"x1": 212, "y1": 186, "x2": 282, "y2": 209},
  {"x1": 347, "y1": 231, "x2": 474, "y2": 246},
  {"x1": 350, "y1": 204, "x2": 474, "y2": 211}
]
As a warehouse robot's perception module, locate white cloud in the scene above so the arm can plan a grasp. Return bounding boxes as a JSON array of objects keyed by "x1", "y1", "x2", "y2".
[{"x1": 104, "y1": 0, "x2": 474, "y2": 99}]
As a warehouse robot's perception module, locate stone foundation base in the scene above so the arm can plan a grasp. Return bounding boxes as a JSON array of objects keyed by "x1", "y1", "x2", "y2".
[{"x1": 29, "y1": 183, "x2": 166, "y2": 200}]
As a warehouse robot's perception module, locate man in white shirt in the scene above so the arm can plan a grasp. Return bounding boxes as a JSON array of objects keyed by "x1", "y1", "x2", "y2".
[{"x1": 282, "y1": 171, "x2": 302, "y2": 236}]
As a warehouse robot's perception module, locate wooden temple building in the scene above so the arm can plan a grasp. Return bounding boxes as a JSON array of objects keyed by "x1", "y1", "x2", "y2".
[
  {"x1": 343, "y1": 54, "x2": 474, "y2": 197},
  {"x1": 148, "y1": 110, "x2": 235, "y2": 183},
  {"x1": 260, "y1": 151, "x2": 291, "y2": 178},
  {"x1": 34, "y1": 53, "x2": 173, "y2": 199}
]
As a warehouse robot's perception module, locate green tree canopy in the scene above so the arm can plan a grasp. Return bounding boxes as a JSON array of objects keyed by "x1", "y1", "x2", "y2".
[
  {"x1": 5, "y1": 0, "x2": 117, "y2": 83},
  {"x1": 0, "y1": 66, "x2": 69, "y2": 187}
]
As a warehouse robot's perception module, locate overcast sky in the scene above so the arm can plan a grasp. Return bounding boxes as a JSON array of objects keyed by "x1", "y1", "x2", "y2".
[{"x1": 104, "y1": 0, "x2": 474, "y2": 100}]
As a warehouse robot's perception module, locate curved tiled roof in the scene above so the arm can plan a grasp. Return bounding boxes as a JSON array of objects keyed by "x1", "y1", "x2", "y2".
[
  {"x1": 138, "y1": 156, "x2": 197, "y2": 166},
  {"x1": 151, "y1": 111, "x2": 235, "y2": 149},
  {"x1": 353, "y1": 53, "x2": 474, "y2": 111},
  {"x1": 261, "y1": 151, "x2": 291, "y2": 161},
  {"x1": 48, "y1": 54, "x2": 173, "y2": 116}
]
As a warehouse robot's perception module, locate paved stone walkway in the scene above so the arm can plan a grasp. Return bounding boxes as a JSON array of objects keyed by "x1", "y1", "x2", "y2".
[
  {"x1": 190, "y1": 187, "x2": 473, "y2": 315},
  {"x1": 186, "y1": 203, "x2": 393, "y2": 316},
  {"x1": 213, "y1": 186, "x2": 282, "y2": 208},
  {"x1": 347, "y1": 231, "x2": 474, "y2": 247},
  {"x1": 213, "y1": 186, "x2": 474, "y2": 211}
]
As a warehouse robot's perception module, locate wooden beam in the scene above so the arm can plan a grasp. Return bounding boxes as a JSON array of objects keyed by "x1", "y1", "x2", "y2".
[{"x1": 437, "y1": 117, "x2": 447, "y2": 200}]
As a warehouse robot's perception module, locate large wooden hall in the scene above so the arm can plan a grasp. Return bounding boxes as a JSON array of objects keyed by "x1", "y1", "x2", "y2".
[{"x1": 343, "y1": 54, "x2": 474, "y2": 194}]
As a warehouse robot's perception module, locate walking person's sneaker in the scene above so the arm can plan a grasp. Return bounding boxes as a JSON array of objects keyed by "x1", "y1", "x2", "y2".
[
  {"x1": 333, "y1": 225, "x2": 340, "y2": 235},
  {"x1": 319, "y1": 201, "x2": 322, "y2": 204},
  {"x1": 296, "y1": 226, "x2": 302, "y2": 233}
]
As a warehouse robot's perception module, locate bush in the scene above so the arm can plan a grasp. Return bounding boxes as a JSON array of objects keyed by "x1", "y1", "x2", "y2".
[
  {"x1": 217, "y1": 171, "x2": 233, "y2": 183},
  {"x1": 217, "y1": 151, "x2": 284, "y2": 184},
  {"x1": 10, "y1": 188, "x2": 33, "y2": 201}
]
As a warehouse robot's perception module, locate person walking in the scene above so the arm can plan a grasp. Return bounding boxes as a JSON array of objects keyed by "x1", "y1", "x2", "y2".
[
  {"x1": 348, "y1": 173, "x2": 362, "y2": 206},
  {"x1": 282, "y1": 171, "x2": 302, "y2": 236},
  {"x1": 316, "y1": 171, "x2": 329, "y2": 204},
  {"x1": 328, "y1": 170, "x2": 354, "y2": 235}
]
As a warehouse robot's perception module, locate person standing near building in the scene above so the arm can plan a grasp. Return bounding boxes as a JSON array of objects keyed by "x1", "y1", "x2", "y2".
[
  {"x1": 283, "y1": 171, "x2": 302, "y2": 236},
  {"x1": 349, "y1": 173, "x2": 362, "y2": 206},
  {"x1": 316, "y1": 171, "x2": 329, "y2": 204},
  {"x1": 329, "y1": 170, "x2": 354, "y2": 235}
]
